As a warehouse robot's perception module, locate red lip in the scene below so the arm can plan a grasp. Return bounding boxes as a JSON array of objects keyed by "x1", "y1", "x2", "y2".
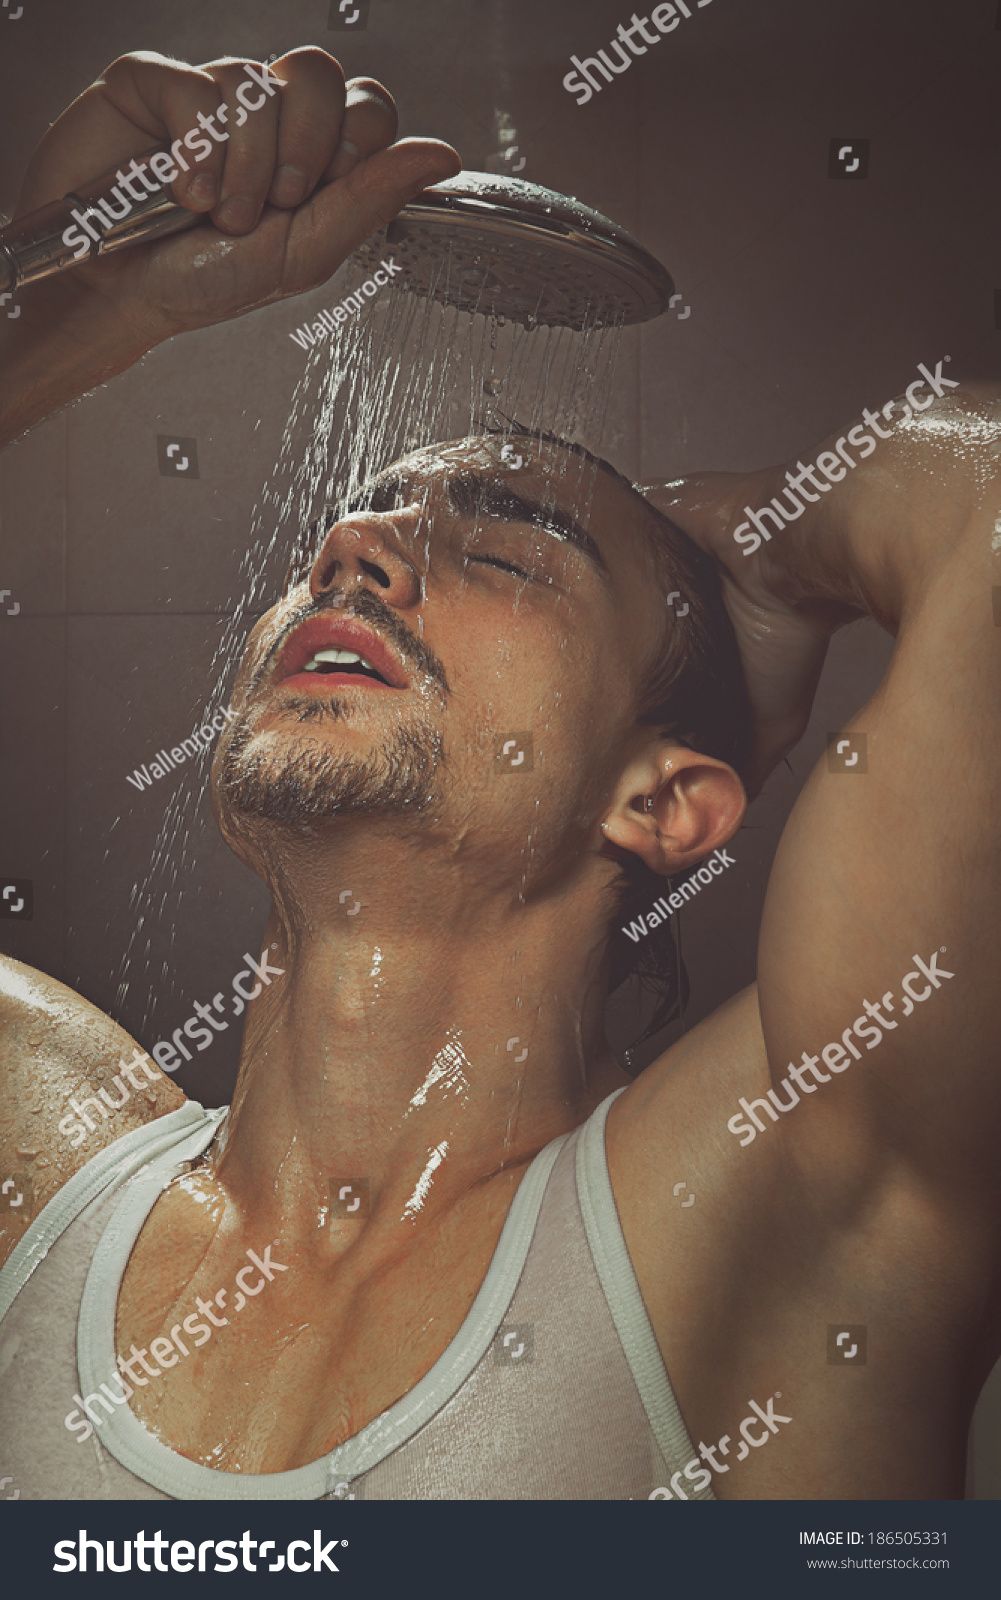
[{"x1": 273, "y1": 616, "x2": 409, "y2": 692}]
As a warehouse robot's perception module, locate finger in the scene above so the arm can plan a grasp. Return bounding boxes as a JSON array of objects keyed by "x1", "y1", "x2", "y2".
[
  {"x1": 321, "y1": 78, "x2": 398, "y2": 184},
  {"x1": 263, "y1": 47, "x2": 348, "y2": 210},
  {"x1": 642, "y1": 471, "x2": 764, "y2": 547},
  {"x1": 284, "y1": 137, "x2": 461, "y2": 288},
  {"x1": 100, "y1": 51, "x2": 231, "y2": 213},
  {"x1": 199, "y1": 58, "x2": 284, "y2": 235}
]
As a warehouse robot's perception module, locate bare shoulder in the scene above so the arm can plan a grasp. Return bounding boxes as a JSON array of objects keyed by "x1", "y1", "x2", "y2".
[{"x1": 0, "y1": 954, "x2": 186, "y2": 1268}]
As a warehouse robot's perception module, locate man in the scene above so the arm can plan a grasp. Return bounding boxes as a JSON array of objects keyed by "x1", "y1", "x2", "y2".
[{"x1": 0, "y1": 47, "x2": 998, "y2": 1501}]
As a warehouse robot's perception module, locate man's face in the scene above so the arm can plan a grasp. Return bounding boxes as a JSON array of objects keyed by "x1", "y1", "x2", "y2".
[{"x1": 213, "y1": 436, "x2": 668, "y2": 886}]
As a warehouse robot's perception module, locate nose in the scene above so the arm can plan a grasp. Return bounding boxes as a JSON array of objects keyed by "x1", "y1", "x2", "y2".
[{"x1": 309, "y1": 514, "x2": 421, "y2": 609}]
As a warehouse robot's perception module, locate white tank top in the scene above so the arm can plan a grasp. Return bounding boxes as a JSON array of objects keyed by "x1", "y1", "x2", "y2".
[{"x1": 0, "y1": 1090, "x2": 711, "y2": 1500}]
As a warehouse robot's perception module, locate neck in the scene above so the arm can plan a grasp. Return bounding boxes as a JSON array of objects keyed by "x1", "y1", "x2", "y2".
[{"x1": 217, "y1": 827, "x2": 628, "y2": 1248}]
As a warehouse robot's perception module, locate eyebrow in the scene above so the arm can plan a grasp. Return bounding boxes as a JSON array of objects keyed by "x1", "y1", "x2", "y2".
[{"x1": 343, "y1": 469, "x2": 609, "y2": 574}]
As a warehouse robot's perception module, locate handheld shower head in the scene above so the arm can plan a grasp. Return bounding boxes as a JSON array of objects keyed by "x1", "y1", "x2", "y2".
[
  {"x1": 0, "y1": 163, "x2": 673, "y2": 333},
  {"x1": 353, "y1": 172, "x2": 674, "y2": 331}
]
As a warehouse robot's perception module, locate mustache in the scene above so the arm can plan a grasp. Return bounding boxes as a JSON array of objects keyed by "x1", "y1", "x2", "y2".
[{"x1": 250, "y1": 588, "x2": 451, "y2": 697}]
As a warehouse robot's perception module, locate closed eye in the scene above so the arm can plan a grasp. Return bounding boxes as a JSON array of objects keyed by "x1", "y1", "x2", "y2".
[{"x1": 466, "y1": 554, "x2": 533, "y2": 580}]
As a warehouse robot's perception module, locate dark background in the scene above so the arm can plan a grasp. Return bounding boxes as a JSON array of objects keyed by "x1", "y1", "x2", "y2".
[{"x1": 1, "y1": 0, "x2": 999, "y2": 1491}]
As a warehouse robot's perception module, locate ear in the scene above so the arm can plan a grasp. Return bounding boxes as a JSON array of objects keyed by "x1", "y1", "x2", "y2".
[{"x1": 600, "y1": 740, "x2": 746, "y2": 874}]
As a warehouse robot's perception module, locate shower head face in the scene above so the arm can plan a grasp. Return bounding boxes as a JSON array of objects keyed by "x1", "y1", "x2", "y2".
[{"x1": 352, "y1": 172, "x2": 674, "y2": 332}]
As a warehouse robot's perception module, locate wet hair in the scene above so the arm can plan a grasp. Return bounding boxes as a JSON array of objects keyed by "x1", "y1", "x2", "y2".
[
  {"x1": 481, "y1": 419, "x2": 752, "y2": 1050},
  {"x1": 610, "y1": 495, "x2": 751, "y2": 1044}
]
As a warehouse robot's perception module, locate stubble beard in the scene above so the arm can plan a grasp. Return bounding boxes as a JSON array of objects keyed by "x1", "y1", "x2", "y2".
[{"x1": 215, "y1": 693, "x2": 445, "y2": 828}]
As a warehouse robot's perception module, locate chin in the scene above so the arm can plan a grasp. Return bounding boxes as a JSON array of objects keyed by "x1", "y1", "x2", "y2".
[{"x1": 213, "y1": 704, "x2": 445, "y2": 831}]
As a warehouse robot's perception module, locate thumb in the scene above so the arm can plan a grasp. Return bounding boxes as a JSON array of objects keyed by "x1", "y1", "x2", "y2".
[{"x1": 291, "y1": 137, "x2": 461, "y2": 281}]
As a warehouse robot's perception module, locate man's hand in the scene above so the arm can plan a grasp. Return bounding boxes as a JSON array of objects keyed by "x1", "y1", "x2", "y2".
[
  {"x1": 0, "y1": 48, "x2": 460, "y2": 444},
  {"x1": 644, "y1": 467, "x2": 863, "y2": 796},
  {"x1": 646, "y1": 384, "x2": 1001, "y2": 792}
]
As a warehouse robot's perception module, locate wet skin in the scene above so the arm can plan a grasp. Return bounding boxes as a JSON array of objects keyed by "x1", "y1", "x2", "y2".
[
  {"x1": 0, "y1": 434, "x2": 745, "y2": 1473},
  {"x1": 2, "y1": 47, "x2": 1000, "y2": 1499}
]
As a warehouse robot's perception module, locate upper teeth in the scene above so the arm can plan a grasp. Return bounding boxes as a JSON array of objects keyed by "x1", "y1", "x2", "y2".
[{"x1": 303, "y1": 649, "x2": 376, "y2": 672}]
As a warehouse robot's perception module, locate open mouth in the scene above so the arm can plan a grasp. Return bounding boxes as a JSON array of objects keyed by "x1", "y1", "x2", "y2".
[
  {"x1": 301, "y1": 648, "x2": 389, "y2": 685},
  {"x1": 273, "y1": 616, "x2": 408, "y2": 693}
]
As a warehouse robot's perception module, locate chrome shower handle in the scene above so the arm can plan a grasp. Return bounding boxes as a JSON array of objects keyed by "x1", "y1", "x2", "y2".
[{"x1": 0, "y1": 147, "x2": 200, "y2": 297}]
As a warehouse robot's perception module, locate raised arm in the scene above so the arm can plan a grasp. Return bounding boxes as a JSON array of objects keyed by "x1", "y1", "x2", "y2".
[
  {"x1": 0, "y1": 47, "x2": 459, "y2": 447},
  {"x1": 653, "y1": 380, "x2": 1001, "y2": 1203},
  {"x1": 605, "y1": 384, "x2": 1001, "y2": 1499},
  {"x1": 0, "y1": 47, "x2": 459, "y2": 1259}
]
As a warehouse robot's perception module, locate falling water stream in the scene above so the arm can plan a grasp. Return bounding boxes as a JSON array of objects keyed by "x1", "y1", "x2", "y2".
[{"x1": 111, "y1": 252, "x2": 625, "y2": 1049}]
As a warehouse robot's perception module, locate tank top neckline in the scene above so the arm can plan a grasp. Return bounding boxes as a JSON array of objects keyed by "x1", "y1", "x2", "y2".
[{"x1": 73, "y1": 1096, "x2": 625, "y2": 1500}]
